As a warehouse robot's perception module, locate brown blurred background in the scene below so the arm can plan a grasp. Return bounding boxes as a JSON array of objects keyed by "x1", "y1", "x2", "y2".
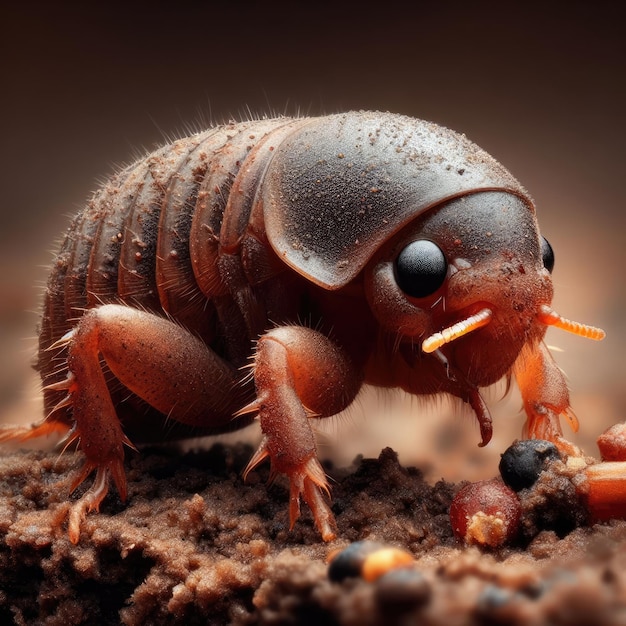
[{"x1": 0, "y1": 1, "x2": 623, "y2": 481}]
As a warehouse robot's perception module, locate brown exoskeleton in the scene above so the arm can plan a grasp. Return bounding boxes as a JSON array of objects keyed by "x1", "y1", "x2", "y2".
[{"x1": 0, "y1": 112, "x2": 610, "y2": 542}]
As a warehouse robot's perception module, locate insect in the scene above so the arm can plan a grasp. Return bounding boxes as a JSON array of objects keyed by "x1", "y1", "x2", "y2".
[{"x1": 0, "y1": 111, "x2": 610, "y2": 543}]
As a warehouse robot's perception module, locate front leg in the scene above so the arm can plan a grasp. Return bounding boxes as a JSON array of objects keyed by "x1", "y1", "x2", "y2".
[
  {"x1": 513, "y1": 341, "x2": 581, "y2": 456},
  {"x1": 242, "y1": 326, "x2": 362, "y2": 540},
  {"x1": 514, "y1": 340, "x2": 626, "y2": 522}
]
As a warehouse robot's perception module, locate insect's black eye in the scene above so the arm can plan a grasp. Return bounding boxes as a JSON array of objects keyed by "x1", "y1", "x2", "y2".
[
  {"x1": 540, "y1": 236, "x2": 554, "y2": 273},
  {"x1": 394, "y1": 240, "x2": 448, "y2": 298}
]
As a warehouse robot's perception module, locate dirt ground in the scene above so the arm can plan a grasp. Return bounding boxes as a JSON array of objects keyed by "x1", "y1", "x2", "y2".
[{"x1": 1, "y1": 436, "x2": 626, "y2": 626}]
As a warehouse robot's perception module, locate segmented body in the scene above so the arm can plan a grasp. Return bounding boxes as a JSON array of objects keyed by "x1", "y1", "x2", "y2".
[
  {"x1": 34, "y1": 112, "x2": 540, "y2": 443},
  {"x1": 6, "y1": 110, "x2": 607, "y2": 543},
  {"x1": 39, "y1": 117, "x2": 312, "y2": 438}
]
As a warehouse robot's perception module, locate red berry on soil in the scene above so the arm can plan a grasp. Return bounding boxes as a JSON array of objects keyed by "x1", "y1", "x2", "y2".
[{"x1": 449, "y1": 479, "x2": 521, "y2": 547}]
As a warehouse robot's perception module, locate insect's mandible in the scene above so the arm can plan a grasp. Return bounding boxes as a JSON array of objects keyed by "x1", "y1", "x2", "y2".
[{"x1": 0, "y1": 111, "x2": 605, "y2": 542}]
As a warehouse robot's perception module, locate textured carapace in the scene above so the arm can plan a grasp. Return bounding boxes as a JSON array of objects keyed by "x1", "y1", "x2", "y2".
[{"x1": 0, "y1": 111, "x2": 604, "y2": 542}]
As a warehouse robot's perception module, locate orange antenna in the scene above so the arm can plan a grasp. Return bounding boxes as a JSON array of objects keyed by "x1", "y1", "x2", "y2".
[
  {"x1": 422, "y1": 308, "x2": 493, "y2": 354},
  {"x1": 538, "y1": 305, "x2": 606, "y2": 341}
]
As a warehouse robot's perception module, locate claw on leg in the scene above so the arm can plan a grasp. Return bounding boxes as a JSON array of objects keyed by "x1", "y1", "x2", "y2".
[
  {"x1": 244, "y1": 439, "x2": 337, "y2": 540},
  {"x1": 67, "y1": 457, "x2": 128, "y2": 543},
  {"x1": 522, "y1": 404, "x2": 583, "y2": 457},
  {"x1": 288, "y1": 456, "x2": 336, "y2": 541}
]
